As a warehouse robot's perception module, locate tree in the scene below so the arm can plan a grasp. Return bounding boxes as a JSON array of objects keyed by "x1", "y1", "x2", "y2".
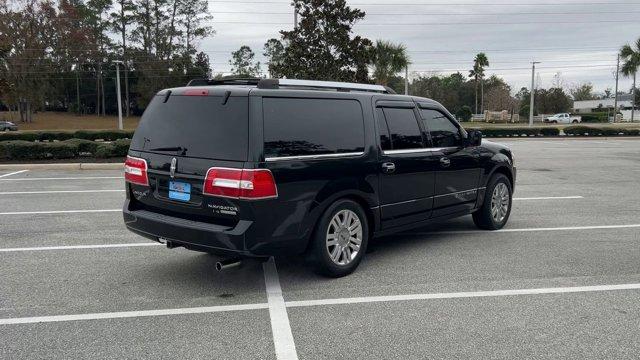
[
  {"x1": 469, "y1": 53, "x2": 489, "y2": 114},
  {"x1": 535, "y1": 87, "x2": 572, "y2": 114},
  {"x1": 370, "y1": 40, "x2": 410, "y2": 86},
  {"x1": 269, "y1": 0, "x2": 374, "y2": 82},
  {"x1": 229, "y1": 46, "x2": 262, "y2": 77},
  {"x1": 570, "y1": 82, "x2": 596, "y2": 101},
  {"x1": 620, "y1": 38, "x2": 640, "y2": 122},
  {"x1": 263, "y1": 38, "x2": 285, "y2": 78},
  {"x1": 484, "y1": 76, "x2": 516, "y2": 113}
]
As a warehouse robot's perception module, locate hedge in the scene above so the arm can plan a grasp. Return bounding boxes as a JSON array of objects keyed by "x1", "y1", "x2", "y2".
[
  {"x1": 0, "y1": 130, "x2": 134, "y2": 142},
  {"x1": 0, "y1": 138, "x2": 130, "y2": 160},
  {"x1": 563, "y1": 126, "x2": 640, "y2": 136},
  {"x1": 579, "y1": 112, "x2": 610, "y2": 123},
  {"x1": 467, "y1": 126, "x2": 639, "y2": 138},
  {"x1": 467, "y1": 127, "x2": 560, "y2": 137}
]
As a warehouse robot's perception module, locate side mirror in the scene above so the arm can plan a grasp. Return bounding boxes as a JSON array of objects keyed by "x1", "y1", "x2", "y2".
[{"x1": 466, "y1": 130, "x2": 482, "y2": 147}]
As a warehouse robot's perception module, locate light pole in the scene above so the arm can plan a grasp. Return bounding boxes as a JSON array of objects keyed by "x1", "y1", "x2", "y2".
[
  {"x1": 613, "y1": 54, "x2": 620, "y2": 123},
  {"x1": 529, "y1": 61, "x2": 540, "y2": 127},
  {"x1": 113, "y1": 60, "x2": 124, "y2": 130}
]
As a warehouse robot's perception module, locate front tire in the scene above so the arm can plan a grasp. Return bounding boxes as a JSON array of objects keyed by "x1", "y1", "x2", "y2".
[
  {"x1": 310, "y1": 199, "x2": 369, "y2": 277},
  {"x1": 473, "y1": 174, "x2": 512, "y2": 230}
]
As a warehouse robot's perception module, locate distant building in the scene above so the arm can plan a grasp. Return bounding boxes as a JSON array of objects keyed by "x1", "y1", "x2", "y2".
[
  {"x1": 573, "y1": 94, "x2": 637, "y2": 121},
  {"x1": 573, "y1": 94, "x2": 633, "y2": 113}
]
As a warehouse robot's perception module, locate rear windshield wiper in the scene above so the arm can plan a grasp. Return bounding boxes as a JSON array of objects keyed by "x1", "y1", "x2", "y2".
[{"x1": 148, "y1": 146, "x2": 188, "y2": 155}]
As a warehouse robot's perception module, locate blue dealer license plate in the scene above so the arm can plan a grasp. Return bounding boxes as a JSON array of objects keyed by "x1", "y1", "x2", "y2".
[{"x1": 169, "y1": 181, "x2": 191, "y2": 202}]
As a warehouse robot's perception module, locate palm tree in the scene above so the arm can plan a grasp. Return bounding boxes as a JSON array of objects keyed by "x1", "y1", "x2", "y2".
[
  {"x1": 620, "y1": 38, "x2": 640, "y2": 122},
  {"x1": 371, "y1": 40, "x2": 410, "y2": 87},
  {"x1": 469, "y1": 53, "x2": 489, "y2": 114}
]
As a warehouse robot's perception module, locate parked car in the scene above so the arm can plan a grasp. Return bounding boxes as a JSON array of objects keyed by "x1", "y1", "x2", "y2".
[
  {"x1": 123, "y1": 78, "x2": 516, "y2": 277},
  {"x1": 544, "y1": 113, "x2": 581, "y2": 124},
  {"x1": 0, "y1": 121, "x2": 18, "y2": 131}
]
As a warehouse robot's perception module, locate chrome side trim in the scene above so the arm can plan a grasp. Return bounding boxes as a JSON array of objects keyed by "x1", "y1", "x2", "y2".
[
  {"x1": 433, "y1": 188, "x2": 481, "y2": 198},
  {"x1": 380, "y1": 197, "x2": 433, "y2": 208},
  {"x1": 382, "y1": 147, "x2": 453, "y2": 155},
  {"x1": 265, "y1": 152, "x2": 364, "y2": 162}
]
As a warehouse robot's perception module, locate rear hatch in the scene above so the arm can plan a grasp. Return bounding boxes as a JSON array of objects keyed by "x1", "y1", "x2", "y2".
[{"x1": 127, "y1": 87, "x2": 251, "y2": 227}]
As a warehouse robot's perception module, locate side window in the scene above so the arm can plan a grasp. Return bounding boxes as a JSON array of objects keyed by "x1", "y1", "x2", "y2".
[
  {"x1": 420, "y1": 109, "x2": 462, "y2": 148},
  {"x1": 376, "y1": 108, "x2": 392, "y2": 151},
  {"x1": 263, "y1": 98, "x2": 365, "y2": 158},
  {"x1": 381, "y1": 107, "x2": 424, "y2": 150}
]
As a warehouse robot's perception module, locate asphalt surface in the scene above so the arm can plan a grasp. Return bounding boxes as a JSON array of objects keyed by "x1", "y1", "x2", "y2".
[{"x1": 1, "y1": 138, "x2": 639, "y2": 359}]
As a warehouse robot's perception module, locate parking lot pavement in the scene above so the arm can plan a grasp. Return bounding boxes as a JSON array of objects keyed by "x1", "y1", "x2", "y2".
[
  {"x1": 1, "y1": 310, "x2": 275, "y2": 360},
  {"x1": 288, "y1": 291, "x2": 640, "y2": 359},
  {"x1": 1, "y1": 138, "x2": 639, "y2": 359}
]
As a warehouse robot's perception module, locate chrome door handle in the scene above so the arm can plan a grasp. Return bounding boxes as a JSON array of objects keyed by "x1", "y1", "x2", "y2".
[
  {"x1": 440, "y1": 157, "x2": 451, "y2": 167},
  {"x1": 382, "y1": 162, "x2": 396, "y2": 174}
]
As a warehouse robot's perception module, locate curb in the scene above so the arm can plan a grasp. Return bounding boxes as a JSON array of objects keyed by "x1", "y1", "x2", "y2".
[{"x1": 0, "y1": 163, "x2": 123, "y2": 171}]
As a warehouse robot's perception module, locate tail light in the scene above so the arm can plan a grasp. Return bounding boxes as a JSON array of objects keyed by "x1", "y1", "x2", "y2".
[
  {"x1": 203, "y1": 167, "x2": 277, "y2": 200},
  {"x1": 124, "y1": 156, "x2": 149, "y2": 186}
]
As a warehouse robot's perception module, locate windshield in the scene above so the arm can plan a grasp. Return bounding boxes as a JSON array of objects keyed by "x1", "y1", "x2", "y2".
[{"x1": 130, "y1": 94, "x2": 248, "y2": 160}]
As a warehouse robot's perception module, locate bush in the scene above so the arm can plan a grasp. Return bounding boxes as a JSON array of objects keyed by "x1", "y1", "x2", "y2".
[
  {"x1": 0, "y1": 138, "x2": 130, "y2": 160},
  {"x1": 540, "y1": 127, "x2": 560, "y2": 136},
  {"x1": 579, "y1": 112, "x2": 610, "y2": 123},
  {"x1": 0, "y1": 130, "x2": 134, "y2": 142},
  {"x1": 456, "y1": 106, "x2": 473, "y2": 122}
]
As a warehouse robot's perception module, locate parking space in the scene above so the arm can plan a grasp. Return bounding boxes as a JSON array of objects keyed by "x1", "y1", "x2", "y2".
[{"x1": 1, "y1": 138, "x2": 639, "y2": 359}]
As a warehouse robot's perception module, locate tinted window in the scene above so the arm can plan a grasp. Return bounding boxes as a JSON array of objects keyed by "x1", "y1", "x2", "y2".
[
  {"x1": 263, "y1": 98, "x2": 365, "y2": 158},
  {"x1": 130, "y1": 95, "x2": 248, "y2": 160},
  {"x1": 421, "y1": 109, "x2": 461, "y2": 148},
  {"x1": 382, "y1": 107, "x2": 423, "y2": 150},
  {"x1": 376, "y1": 108, "x2": 392, "y2": 151}
]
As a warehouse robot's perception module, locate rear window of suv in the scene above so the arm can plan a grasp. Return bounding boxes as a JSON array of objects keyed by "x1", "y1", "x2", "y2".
[
  {"x1": 130, "y1": 94, "x2": 248, "y2": 161},
  {"x1": 263, "y1": 98, "x2": 365, "y2": 158}
]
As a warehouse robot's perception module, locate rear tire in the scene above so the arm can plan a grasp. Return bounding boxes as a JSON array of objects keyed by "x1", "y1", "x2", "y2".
[
  {"x1": 310, "y1": 199, "x2": 369, "y2": 278},
  {"x1": 473, "y1": 174, "x2": 512, "y2": 230}
]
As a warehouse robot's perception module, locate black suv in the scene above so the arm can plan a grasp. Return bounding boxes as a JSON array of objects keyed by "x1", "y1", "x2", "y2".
[{"x1": 123, "y1": 78, "x2": 516, "y2": 277}]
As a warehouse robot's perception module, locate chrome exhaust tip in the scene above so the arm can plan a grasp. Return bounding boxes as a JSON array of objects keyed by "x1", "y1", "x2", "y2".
[{"x1": 215, "y1": 258, "x2": 242, "y2": 271}]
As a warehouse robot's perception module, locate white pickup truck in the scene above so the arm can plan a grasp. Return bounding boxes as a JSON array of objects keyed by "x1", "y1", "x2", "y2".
[{"x1": 544, "y1": 113, "x2": 581, "y2": 124}]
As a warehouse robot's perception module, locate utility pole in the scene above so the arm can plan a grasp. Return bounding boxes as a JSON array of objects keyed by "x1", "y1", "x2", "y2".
[
  {"x1": 294, "y1": 7, "x2": 298, "y2": 29},
  {"x1": 529, "y1": 61, "x2": 540, "y2": 127},
  {"x1": 613, "y1": 54, "x2": 620, "y2": 123},
  {"x1": 113, "y1": 60, "x2": 124, "y2": 130},
  {"x1": 405, "y1": 65, "x2": 409, "y2": 95}
]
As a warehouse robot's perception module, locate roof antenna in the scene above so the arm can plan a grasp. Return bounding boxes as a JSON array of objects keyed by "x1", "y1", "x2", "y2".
[{"x1": 222, "y1": 90, "x2": 231, "y2": 105}]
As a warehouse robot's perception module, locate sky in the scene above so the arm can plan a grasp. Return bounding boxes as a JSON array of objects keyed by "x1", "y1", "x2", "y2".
[{"x1": 197, "y1": 0, "x2": 639, "y2": 94}]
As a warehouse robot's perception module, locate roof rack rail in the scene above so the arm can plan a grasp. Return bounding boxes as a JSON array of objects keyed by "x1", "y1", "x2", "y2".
[
  {"x1": 187, "y1": 77, "x2": 394, "y2": 94},
  {"x1": 187, "y1": 78, "x2": 261, "y2": 86},
  {"x1": 257, "y1": 79, "x2": 390, "y2": 94}
]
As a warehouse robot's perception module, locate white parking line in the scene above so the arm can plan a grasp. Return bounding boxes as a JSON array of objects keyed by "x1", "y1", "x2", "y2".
[
  {"x1": 0, "y1": 176, "x2": 120, "y2": 181},
  {"x1": 0, "y1": 170, "x2": 29, "y2": 178},
  {"x1": 0, "y1": 243, "x2": 162, "y2": 253},
  {"x1": 415, "y1": 224, "x2": 640, "y2": 236},
  {"x1": 0, "y1": 303, "x2": 269, "y2": 325},
  {"x1": 284, "y1": 283, "x2": 640, "y2": 308},
  {"x1": 263, "y1": 257, "x2": 299, "y2": 360},
  {"x1": 0, "y1": 189, "x2": 125, "y2": 195},
  {"x1": 0, "y1": 209, "x2": 121, "y2": 215},
  {"x1": 1, "y1": 283, "x2": 638, "y2": 326},
  {"x1": 514, "y1": 196, "x2": 583, "y2": 201}
]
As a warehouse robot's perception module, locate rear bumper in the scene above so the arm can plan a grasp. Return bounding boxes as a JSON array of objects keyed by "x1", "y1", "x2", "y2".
[
  {"x1": 123, "y1": 199, "x2": 254, "y2": 256},
  {"x1": 123, "y1": 199, "x2": 307, "y2": 257}
]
